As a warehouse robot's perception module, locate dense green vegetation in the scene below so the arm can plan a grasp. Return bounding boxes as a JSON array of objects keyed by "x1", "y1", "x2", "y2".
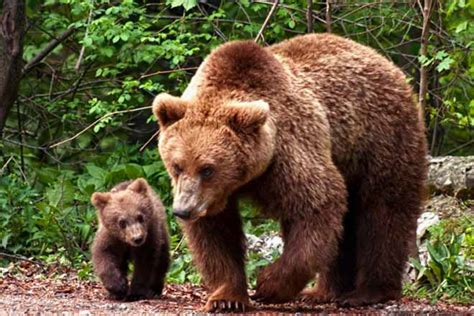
[{"x1": 1, "y1": 0, "x2": 472, "y2": 304}]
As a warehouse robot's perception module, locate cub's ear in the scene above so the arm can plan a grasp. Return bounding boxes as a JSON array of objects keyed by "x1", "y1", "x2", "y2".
[
  {"x1": 91, "y1": 192, "x2": 111, "y2": 210},
  {"x1": 223, "y1": 100, "x2": 270, "y2": 133},
  {"x1": 127, "y1": 178, "x2": 149, "y2": 195},
  {"x1": 152, "y1": 93, "x2": 187, "y2": 129}
]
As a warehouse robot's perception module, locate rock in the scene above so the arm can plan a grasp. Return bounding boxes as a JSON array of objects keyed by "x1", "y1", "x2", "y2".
[
  {"x1": 428, "y1": 156, "x2": 474, "y2": 199},
  {"x1": 416, "y1": 212, "x2": 440, "y2": 239},
  {"x1": 246, "y1": 233, "x2": 283, "y2": 260},
  {"x1": 425, "y1": 194, "x2": 472, "y2": 219}
]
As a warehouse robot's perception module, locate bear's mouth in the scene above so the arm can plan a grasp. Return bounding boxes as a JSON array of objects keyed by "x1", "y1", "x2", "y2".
[{"x1": 175, "y1": 208, "x2": 208, "y2": 222}]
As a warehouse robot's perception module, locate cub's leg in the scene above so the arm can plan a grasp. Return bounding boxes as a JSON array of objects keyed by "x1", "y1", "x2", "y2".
[
  {"x1": 128, "y1": 244, "x2": 163, "y2": 301},
  {"x1": 151, "y1": 242, "x2": 170, "y2": 296},
  {"x1": 92, "y1": 233, "x2": 129, "y2": 300}
]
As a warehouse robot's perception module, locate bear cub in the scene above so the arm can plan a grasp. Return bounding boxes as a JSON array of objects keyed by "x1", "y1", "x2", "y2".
[{"x1": 91, "y1": 178, "x2": 170, "y2": 301}]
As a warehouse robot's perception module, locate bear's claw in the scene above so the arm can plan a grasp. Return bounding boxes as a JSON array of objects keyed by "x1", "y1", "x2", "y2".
[{"x1": 205, "y1": 299, "x2": 247, "y2": 313}]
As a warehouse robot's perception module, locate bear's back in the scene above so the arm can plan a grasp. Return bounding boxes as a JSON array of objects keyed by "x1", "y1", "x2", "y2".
[{"x1": 268, "y1": 34, "x2": 424, "y2": 172}]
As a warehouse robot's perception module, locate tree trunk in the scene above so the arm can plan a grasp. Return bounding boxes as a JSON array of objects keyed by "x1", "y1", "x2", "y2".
[{"x1": 0, "y1": 0, "x2": 26, "y2": 137}]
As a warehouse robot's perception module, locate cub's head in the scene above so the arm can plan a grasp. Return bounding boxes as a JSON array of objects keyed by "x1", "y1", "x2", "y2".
[
  {"x1": 91, "y1": 178, "x2": 153, "y2": 247},
  {"x1": 152, "y1": 93, "x2": 275, "y2": 221}
]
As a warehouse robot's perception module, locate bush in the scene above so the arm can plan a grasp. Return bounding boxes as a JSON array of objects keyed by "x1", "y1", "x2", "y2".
[{"x1": 408, "y1": 218, "x2": 474, "y2": 304}]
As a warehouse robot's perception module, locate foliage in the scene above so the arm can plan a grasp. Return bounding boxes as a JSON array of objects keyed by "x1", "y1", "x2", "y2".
[
  {"x1": 0, "y1": 145, "x2": 170, "y2": 260},
  {"x1": 407, "y1": 217, "x2": 474, "y2": 304},
  {"x1": 1, "y1": 0, "x2": 473, "y2": 298}
]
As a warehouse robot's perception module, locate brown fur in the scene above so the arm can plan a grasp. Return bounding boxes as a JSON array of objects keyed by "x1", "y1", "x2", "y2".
[
  {"x1": 153, "y1": 34, "x2": 427, "y2": 312},
  {"x1": 91, "y1": 178, "x2": 170, "y2": 301}
]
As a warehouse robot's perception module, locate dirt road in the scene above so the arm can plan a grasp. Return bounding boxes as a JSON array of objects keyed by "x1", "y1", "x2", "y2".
[{"x1": 0, "y1": 269, "x2": 472, "y2": 314}]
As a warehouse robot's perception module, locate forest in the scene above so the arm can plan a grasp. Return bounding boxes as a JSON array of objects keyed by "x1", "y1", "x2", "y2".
[{"x1": 0, "y1": 0, "x2": 473, "y2": 313}]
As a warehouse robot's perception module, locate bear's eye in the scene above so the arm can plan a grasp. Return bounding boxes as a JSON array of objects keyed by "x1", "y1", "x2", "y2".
[
  {"x1": 172, "y1": 163, "x2": 183, "y2": 176},
  {"x1": 118, "y1": 219, "x2": 127, "y2": 229},
  {"x1": 199, "y1": 165, "x2": 215, "y2": 179},
  {"x1": 136, "y1": 214, "x2": 144, "y2": 223}
]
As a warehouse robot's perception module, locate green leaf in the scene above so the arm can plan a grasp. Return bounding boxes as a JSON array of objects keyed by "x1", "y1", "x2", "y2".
[
  {"x1": 86, "y1": 164, "x2": 107, "y2": 180},
  {"x1": 455, "y1": 21, "x2": 468, "y2": 33},
  {"x1": 418, "y1": 55, "x2": 432, "y2": 66},
  {"x1": 436, "y1": 56, "x2": 454, "y2": 72},
  {"x1": 2, "y1": 234, "x2": 11, "y2": 248},
  {"x1": 83, "y1": 36, "x2": 92, "y2": 46},
  {"x1": 120, "y1": 33, "x2": 129, "y2": 41},
  {"x1": 124, "y1": 164, "x2": 144, "y2": 179},
  {"x1": 434, "y1": 50, "x2": 448, "y2": 60},
  {"x1": 169, "y1": 0, "x2": 197, "y2": 11}
]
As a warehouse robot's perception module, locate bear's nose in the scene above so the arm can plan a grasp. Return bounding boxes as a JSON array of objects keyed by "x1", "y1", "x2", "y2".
[
  {"x1": 133, "y1": 237, "x2": 144, "y2": 245},
  {"x1": 173, "y1": 208, "x2": 191, "y2": 219}
]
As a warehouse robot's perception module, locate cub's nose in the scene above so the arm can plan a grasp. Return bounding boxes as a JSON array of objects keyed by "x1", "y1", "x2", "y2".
[
  {"x1": 173, "y1": 208, "x2": 191, "y2": 219},
  {"x1": 133, "y1": 236, "x2": 144, "y2": 245}
]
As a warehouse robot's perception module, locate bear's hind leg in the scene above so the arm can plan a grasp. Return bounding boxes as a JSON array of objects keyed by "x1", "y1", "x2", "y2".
[
  {"x1": 338, "y1": 192, "x2": 421, "y2": 307},
  {"x1": 253, "y1": 179, "x2": 347, "y2": 304}
]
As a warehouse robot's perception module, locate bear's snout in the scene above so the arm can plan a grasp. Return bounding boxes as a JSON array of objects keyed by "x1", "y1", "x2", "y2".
[
  {"x1": 173, "y1": 208, "x2": 191, "y2": 219},
  {"x1": 125, "y1": 224, "x2": 147, "y2": 247},
  {"x1": 132, "y1": 236, "x2": 144, "y2": 245}
]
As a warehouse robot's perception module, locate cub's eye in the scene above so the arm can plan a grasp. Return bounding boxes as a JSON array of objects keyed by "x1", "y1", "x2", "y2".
[
  {"x1": 199, "y1": 165, "x2": 215, "y2": 179},
  {"x1": 118, "y1": 219, "x2": 126, "y2": 229},
  {"x1": 136, "y1": 214, "x2": 144, "y2": 223},
  {"x1": 172, "y1": 163, "x2": 183, "y2": 176}
]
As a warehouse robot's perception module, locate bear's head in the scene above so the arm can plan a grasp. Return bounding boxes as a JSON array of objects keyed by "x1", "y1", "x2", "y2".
[
  {"x1": 91, "y1": 178, "x2": 153, "y2": 247},
  {"x1": 153, "y1": 93, "x2": 276, "y2": 221}
]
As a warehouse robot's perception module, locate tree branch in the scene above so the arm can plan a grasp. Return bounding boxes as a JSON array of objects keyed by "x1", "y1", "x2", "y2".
[
  {"x1": 23, "y1": 27, "x2": 75, "y2": 73},
  {"x1": 75, "y1": 7, "x2": 93, "y2": 71},
  {"x1": 48, "y1": 106, "x2": 152, "y2": 149},
  {"x1": 255, "y1": 0, "x2": 279, "y2": 43},
  {"x1": 418, "y1": 0, "x2": 432, "y2": 111},
  {"x1": 325, "y1": 0, "x2": 332, "y2": 33},
  {"x1": 307, "y1": 0, "x2": 313, "y2": 33}
]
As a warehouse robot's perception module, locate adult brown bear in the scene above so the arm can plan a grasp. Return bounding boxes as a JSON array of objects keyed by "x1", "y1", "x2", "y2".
[{"x1": 152, "y1": 33, "x2": 427, "y2": 312}]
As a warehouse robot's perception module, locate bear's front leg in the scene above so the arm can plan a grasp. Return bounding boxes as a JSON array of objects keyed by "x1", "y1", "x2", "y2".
[{"x1": 181, "y1": 201, "x2": 249, "y2": 313}]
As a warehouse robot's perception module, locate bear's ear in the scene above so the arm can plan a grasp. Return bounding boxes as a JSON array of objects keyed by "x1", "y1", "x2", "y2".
[
  {"x1": 152, "y1": 93, "x2": 187, "y2": 129},
  {"x1": 127, "y1": 178, "x2": 149, "y2": 195},
  {"x1": 223, "y1": 100, "x2": 270, "y2": 133},
  {"x1": 91, "y1": 192, "x2": 111, "y2": 210}
]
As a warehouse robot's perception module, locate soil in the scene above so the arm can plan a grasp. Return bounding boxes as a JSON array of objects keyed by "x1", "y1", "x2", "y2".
[{"x1": 0, "y1": 261, "x2": 472, "y2": 315}]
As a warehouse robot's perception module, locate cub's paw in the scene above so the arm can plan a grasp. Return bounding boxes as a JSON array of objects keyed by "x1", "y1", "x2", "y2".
[
  {"x1": 204, "y1": 299, "x2": 248, "y2": 313},
  {"x1": 105, "y1": 278, "x2": 128, "y2": 300},
  {"x1": 127, "y1": 288, "x2": 155, "y2": 301},
  {"x1": 298, "y1": 288, "x2": 335, "y2": 305}
]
